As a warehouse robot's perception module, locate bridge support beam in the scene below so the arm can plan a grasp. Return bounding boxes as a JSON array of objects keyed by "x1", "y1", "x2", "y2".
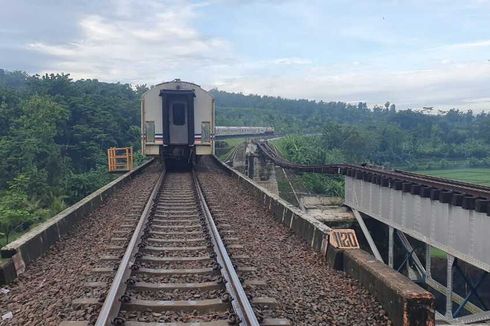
[
  {"x1": 425, "y1": 244, "x2": 431, "y2": 280},
  {"x1": 396, "y1": 230, "x2": 425, "y2": 282},
  {"x1": 352, "y1": 209, "x2": 384, "y2": 262},
  {"x1": 388, "y1": 226, "x2": 394, "y2": 268},
  {"x1": 446, "y1": 254, "x2": 455, "y2": 319},
  {"x1": 345, "y1": 174, "x2": 490, "y2": 323}
]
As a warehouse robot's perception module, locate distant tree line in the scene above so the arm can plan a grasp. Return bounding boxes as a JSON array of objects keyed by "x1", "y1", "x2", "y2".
[{"x1": 212, "y1": 89, "x2": 490, "y2": 169}]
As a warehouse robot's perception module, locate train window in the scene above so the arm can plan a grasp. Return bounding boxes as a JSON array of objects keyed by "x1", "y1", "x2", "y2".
[
  {"x1": 145, "y1": 121, "x2": 155, "y2": 142},
  {"x1": 172, "y1": 102, "x2": 186, "y2": 125}
]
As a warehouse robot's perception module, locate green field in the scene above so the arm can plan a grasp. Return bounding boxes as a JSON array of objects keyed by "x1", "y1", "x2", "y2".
[
  {"x1": 215, "y1": 138, "x2": 248, "y2": 160},
  {"x1": 222, "y1": 137, "x2": 247, "y2": 148},
  {"x1": 415, "y1": 168, "x2": 490, "y2": 187}
]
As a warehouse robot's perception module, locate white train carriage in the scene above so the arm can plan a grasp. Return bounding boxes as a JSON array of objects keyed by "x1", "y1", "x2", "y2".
[
  {"x1": 141, "y1": 79, "x2": 215, "y2": 162},
  {"x1": 215, "y1": 126, "x2": 275, "y2": 137}
]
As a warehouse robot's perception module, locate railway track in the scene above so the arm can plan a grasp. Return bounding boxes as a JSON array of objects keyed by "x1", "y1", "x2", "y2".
[
  {"x1": 5, "y1": 160, "x2": 386, "y2": 325},
  {"x1": 256, "y1": 140, "x2": 490, "y2": 212},
  {"x1": 62, "y1": 170, "x2": 289, "y2": 325}
]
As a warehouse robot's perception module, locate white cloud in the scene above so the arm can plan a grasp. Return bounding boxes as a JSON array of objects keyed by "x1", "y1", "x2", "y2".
[
  {"x1": 19, "y1": 0, "x2": 490, "y2": 111},
  {"x1": 214, "y1": 61, "x2": 490, "y2": 111},
  {"x1": 27, "y1": 0, "x2": 231, "y2": 83},
  {"x1": 448, "y1": 39, "x2": 490, "y2": 50},
  {"x1": 272, "y1": 57, "x2": 312, "y2": 65},
  {"x1": 464, "y1": 97, "x2": 490, "y2": 103}
]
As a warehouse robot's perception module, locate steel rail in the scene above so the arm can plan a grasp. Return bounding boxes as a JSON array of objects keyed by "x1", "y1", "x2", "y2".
[
  {"x1": 354, "y1": 164, "x2": 490, "y2": 198},
  {"x1": 192, "y1": 171, "x2": 260, "y2": 326},
  {"x1": 255, "y1": 140, "x2": 490, "y2": 200},
  {"x1": 95, "y1": 170, "x2": 166, "y2": 326},
  {"x1": 394, "y1": 168, "x2": 490, "y2": 192}
]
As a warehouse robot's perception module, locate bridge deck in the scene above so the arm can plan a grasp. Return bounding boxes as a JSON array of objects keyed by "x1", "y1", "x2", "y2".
[{"x1": 0, "y1": 158, "x2": 391, "y2": 325}]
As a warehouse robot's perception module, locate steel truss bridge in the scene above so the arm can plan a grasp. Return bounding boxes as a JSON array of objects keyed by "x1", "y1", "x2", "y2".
[{"x1": 256, "y1": 140, "x2": 490, "y2": 325}]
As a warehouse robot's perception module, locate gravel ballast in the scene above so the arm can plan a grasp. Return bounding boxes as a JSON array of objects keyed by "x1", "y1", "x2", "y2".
[
  {"x1": 0, "y1": 164, "x2": 161, "y2": 325},
  {"x1": 197, "y1": 158, "x2": 391, "y2": 325},
  {"x1": 0, "y1": 158, "x2": 391, "y2": 325}
]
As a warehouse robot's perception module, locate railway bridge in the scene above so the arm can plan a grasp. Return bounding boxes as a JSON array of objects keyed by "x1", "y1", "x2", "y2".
[
  {"x1": 1, "y1": 143, "x2": 486, "y2": 325},
  {"x1": 0, "y1": 157, "x2": 395, "y2": 325},
  {"x1": 252, "y1": 140, "x2": 490, "y2": 325}
]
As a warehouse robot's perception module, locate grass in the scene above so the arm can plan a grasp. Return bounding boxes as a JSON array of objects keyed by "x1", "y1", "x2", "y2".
[
  {"x1": 415, "y1": 168, "x2": 490, "y2": 187},
  {"x1": 431, "y1": 247, "x2": 447, "y2": 259},
  {"x1": 216, "y1": 138, "x2": 248, "y2": 160},
  {"x1": 222, "y1": 137, "x2": 248, "y2": 148},
  {"x1": 275, "y1": 168, "x2": 300, "y2": 206},
  {"x1": 0, "y1": 230, "x2": 24, "y2": 248}
]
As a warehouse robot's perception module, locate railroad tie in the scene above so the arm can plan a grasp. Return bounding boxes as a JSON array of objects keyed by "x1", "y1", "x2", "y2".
[{"x1": 122, "y1": 298, "x2": 229, "y2": 312}]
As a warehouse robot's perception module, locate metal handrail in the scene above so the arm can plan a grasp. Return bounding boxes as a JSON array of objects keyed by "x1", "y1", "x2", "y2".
[
  {"x1": 193, "y1": 171, "x2": 260, "y2": 326},
  {"x1": 95, "y1": 170, "x2": 165, "y2": 326}
]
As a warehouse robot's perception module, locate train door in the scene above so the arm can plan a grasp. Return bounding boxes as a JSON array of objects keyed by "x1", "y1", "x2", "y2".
[
  {"x1": 160, "y1": 90, "x2": 195, "y2": 146},
  {"x1": 169, "y1": 100, "x2": 188, "y2": 144}
]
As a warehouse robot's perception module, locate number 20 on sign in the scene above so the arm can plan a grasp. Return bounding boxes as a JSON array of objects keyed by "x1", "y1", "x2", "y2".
[{"x1": 329, "y1": 229, "x2": 360, "y2": 249}]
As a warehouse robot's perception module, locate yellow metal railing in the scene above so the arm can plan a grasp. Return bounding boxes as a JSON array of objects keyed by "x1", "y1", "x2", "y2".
[{"x1": 107, "y1": 147, "x2": 134, "y2": 172}]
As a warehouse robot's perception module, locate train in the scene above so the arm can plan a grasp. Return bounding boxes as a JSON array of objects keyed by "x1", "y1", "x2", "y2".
[
  {"x1": 215, "y1": 126, "x2": 274, "y2": 138},
  {"x1": 141, "y1": 79, "x2": 215, "y2": 165}
]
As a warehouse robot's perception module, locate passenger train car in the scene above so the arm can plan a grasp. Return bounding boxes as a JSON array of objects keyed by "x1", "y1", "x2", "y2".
[
  {"x1": 215, "y1": 126, "x2": 274, "y2": 138},
  {"x1": 141, "y1": 79, "x2": 214, "y2": 164}
]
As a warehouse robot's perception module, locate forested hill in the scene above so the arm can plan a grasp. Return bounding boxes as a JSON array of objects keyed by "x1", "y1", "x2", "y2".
[
  {"x1": 211, "y1": 88, "x2": 490, "y2": 169},
  {"x1": 212, "y1": 89, "x2": 375, "y2": 132},
  {"x1": 211, "y1": 89, "x2": 485, "y2": 134},
  {"x1": 0, "y1": 70, "x2": 146, "y2": 243}
]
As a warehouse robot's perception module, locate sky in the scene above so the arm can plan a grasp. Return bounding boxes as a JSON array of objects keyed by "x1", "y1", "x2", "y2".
[{"x1": 1, "y1": 0, "x2": 490, "y2": 111}]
